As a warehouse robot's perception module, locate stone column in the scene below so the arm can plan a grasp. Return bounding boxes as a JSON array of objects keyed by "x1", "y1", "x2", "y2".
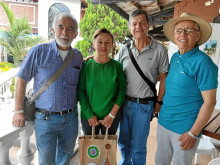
[
  {"x1": 0, "y1": 143, "x2": 12, "y2": 165},
  {"x1": 17, "y1": 123, "x2": 35, "y2": 165}
]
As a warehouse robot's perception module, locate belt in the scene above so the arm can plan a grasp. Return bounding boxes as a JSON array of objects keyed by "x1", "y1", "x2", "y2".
[
  {"x1": 36, "y1": 108, "x2": 74, "y2": 117},
  {"x1": 126, "y1": 95, "x2": 154, "y2": 104}
]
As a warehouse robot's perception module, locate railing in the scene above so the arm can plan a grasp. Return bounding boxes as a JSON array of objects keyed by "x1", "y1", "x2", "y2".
[
  {"x1": 0, "y1": 68, "x2": 36, "y2": 165},
  {"x1": 0, "y1": 68, "x2": 82, "y2": 164},
  {"x1": 0, "y1": 68, "x2": 19, "y2": 100}
]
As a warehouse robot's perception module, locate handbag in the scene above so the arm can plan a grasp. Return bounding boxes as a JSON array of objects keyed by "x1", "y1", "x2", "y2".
[
  {"x1": 202, "y1": 109, "x2": 220, "y2": 140},
  {"x1": 23, "y1": 51, "x2": 75, "y2": 121},
  {"x1": 127, "y1": 44, "x2": 158, "y2": 118},
  {"x1": 79, "y1": 125, "x2": 117, "y2": 165}
]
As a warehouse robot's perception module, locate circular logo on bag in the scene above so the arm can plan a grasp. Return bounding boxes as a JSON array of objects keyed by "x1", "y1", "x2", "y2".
[
  {"x1": 87, "y1": 162, "x2": 97, "y2": 165},
  {"x1": 87, "y1": 145, "x2": 100, "y2": 159}
]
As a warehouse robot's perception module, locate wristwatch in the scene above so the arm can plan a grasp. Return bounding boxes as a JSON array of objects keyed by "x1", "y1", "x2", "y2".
[{"x1": 156, "y1": 100, "x2": 163, "y2": 105}]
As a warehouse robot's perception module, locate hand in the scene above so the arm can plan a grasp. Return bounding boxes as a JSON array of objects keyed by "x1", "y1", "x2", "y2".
[
  {"x1": 178, "y1": 132, "x2": 197, "y2": 150},
  {"x1": 83, "y1": 55, "x2": 94, "y2": 61},
  {"x1": 154, "y1": 103, "x2": 161, "y2": 115},
  {"x1": 102, "y1": 115, "x2": 114, "y2": 128},
  {"x1": 12, "y1": 113, "x2": 25, "y2": 127},
  {"x1": 88, "y1": 116, "x2": 99, "y2": 127}
]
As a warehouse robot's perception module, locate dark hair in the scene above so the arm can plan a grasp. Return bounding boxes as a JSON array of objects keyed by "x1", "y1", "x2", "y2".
[
  {"x1": 128, "y1": 10, "x2": 149, "y2": 26},
  {"x1": 92, "y1": 28, "x2": 114, "y2": 44}
]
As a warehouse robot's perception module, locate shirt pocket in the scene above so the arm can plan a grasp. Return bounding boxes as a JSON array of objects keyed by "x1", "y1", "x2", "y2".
[{"x1": 68, "y1": 67, "x2": 81, "y2": 85}]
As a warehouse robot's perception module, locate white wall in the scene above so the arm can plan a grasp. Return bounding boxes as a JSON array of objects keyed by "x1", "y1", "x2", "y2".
[
  {"x1": 216, "y1": 54, "x2": 220, "y2": 109},
  {"x1": 38, "y1": 0, "x2": 81, "y2": 46},
  {"x1": 200, "y1": 23, "x2": 220, "y2": 109}
]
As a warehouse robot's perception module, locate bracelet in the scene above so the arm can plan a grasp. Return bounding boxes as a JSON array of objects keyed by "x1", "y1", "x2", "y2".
[
  {"x1": 156, "y1": 100, "x2": 163, "y2": 105},
  {"x1": 108, "y1": 113, "x2": 115, "y2": 119},
  {"x1": 188, "y1": 131, "x2": 198, "y2": 139},
  {"x1": 13, "y1": 110, "x2": 24, "y2": 114}
]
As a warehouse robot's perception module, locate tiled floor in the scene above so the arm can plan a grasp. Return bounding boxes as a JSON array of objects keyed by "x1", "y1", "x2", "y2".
[
  {"x1": 10, "y1": 118, "x2": 216, "y2": 164},
  {"x1": 116, "y1": 118, "x2": 213, "y2": 165}
]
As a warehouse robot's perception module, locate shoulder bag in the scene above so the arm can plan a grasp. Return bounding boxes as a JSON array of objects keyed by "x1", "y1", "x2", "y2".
[
  {"x1": 24, "y1": 51, "x2": 74, "y2": 121},
  {"x1": 127, "y1": 44, "x2": 158, "y2": 118}
]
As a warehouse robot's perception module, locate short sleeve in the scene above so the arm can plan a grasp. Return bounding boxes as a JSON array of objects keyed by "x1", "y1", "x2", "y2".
[
  {"x1": 196, "y1": 57, "x2": 218, "y2": 91},
  {"x1": 17, "y1": 47, "x2": 38, "y2": 82}
]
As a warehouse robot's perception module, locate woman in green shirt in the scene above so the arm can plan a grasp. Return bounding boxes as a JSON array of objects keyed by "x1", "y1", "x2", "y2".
[{"x1": 77, "y1": 28, "x2": 126, "y2": 135}]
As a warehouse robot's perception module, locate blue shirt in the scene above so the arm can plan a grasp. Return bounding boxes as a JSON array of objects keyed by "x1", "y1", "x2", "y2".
[
  {"x1": 158, "y1": 45, "x2": 218, "y2": 135},
  {"x1": 18, "y1": 41, "x2": 83, "y2": 112}
]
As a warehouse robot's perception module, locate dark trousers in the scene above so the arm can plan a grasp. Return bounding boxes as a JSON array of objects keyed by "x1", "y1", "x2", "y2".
[{"x1": 81, "y1": 109, "x2": 122, "y2": 135}]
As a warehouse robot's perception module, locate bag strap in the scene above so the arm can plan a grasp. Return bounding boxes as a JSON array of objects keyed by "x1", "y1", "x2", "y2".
[
  {"x1": 91, "y1": 120, "x2": 109, "y2": 140},
  {"x1": 28, "y1": 50, "x2": 75, "y2": 103},
  {"x1": 127, "y1": 44, "x2": 157, "y2": 99}
]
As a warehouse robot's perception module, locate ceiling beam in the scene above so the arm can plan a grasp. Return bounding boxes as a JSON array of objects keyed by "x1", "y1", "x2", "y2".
[
  {"x1": 90, "y1": 0, "x2": 155, "y2": 4},
  {"x1": 149, "y1": 20, "x2": 168, "y2": 25},
  {"x1": 141, "y1": 0, "x2": 157, "y2": 10},
  {"x1": 130, "y1": 1, "x2": 141, "y2": 10},
  {"x1": 106, "y1": 3, "x2": 129, "y2": 20},
  {"x1": 90, "y1": 1, "x2": 174, "y2": 22},
  {"x1": 150, "y1": 7, "x2": 174, "y2": 18},
  {"x1": 148, "y1": 26, "x2": 167, "y2": 41},
  {"x1": 148, "y1": 8, "x2": 174, "y2": 26}
]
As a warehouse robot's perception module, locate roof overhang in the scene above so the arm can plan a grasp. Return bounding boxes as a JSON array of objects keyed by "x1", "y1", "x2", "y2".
[{"x1": 90, "y1": 0, "x2": 181, "y2": 41}]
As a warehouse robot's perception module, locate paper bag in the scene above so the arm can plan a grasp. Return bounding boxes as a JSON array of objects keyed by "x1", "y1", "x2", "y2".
[
  {"x1": 202, "y1": 109, "x2": 220, "y2": 140},
  {"x1": 79, "y1": 126, "x2": 117, "y2": 165}
]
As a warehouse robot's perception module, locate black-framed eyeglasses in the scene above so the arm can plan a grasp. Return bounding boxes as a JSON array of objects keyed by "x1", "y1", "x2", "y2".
[{"x1": 174, "y1": 28, "x2": 200, "y2": 34}]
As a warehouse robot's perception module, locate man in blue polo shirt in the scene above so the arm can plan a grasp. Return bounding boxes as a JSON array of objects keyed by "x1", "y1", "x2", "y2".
[
  {"x1": 155, "y1": 13, "x2": 218, "y2": 165},
  {"x1": 12, "y1": 13, "x2": 83, "y2": 165}
]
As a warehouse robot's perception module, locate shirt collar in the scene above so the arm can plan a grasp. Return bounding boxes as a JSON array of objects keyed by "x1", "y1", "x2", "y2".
[
  {"x1": 130, "y1": 36, "x2": 156, "y2": 51},
  {"x1": 176, "y1": 45, "x2": 199, "y2": 60}
]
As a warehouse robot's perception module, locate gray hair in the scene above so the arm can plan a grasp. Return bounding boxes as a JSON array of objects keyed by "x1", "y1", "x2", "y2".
[
  {"x1": 53, "y1": 12, "x2": 78, "y2": 32},
  {"x1": 128, "y1": 10, "x2": 149, "y2": 27}
]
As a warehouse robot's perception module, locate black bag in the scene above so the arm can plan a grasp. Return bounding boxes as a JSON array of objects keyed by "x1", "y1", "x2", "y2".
[{"x1": 24, "y1": 94, "x2": 35, "y2": 121}]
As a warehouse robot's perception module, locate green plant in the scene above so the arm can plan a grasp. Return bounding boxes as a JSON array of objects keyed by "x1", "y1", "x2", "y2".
[
  {"x1": 10, "y1": 78, "x2": 15, "y2": 98},
  {"x1": 0, "y1": 62, "x2": 14, "y2": 72},
  {"x1": 75, "y1": 40, "x2": 91, "y2": 58},
  {"x1": 0, "y1": 1, "x2": 43, "y2": 66},
  {"x1": 75, "y1": 0, "x2": 129, "y2": 58}
]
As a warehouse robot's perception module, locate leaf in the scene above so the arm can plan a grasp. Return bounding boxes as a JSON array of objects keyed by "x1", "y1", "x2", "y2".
[
  {"x1": 76, "y1": 0, "x2": 129, "y2": 58},
  {"x1": 0, "y1": 1, "x2": 15, "y2": 26},
  {"x1": 0, "y1": 1, "x2": 43, "y2": 66}
]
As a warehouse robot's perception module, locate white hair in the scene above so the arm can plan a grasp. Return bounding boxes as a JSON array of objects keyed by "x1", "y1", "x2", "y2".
[{"x1": 53, "y1": 12, "x2": 78, "y2": 32}]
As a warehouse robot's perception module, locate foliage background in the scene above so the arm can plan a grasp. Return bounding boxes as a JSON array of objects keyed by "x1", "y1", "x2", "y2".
[
  {"x1": 75, "y1": 0, "x2": 129, "y2": 58},
  {"x1": 0, "y1": 62, "x2": 13, "y2": 72},
  {"x1": 0, "y1": 1, "x2": 43, "y2": 66}
]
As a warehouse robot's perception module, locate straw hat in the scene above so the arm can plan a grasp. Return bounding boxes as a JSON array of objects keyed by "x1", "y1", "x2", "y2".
[{"x1": 163, "y1": 12, "x2": 212, "y2": 45}]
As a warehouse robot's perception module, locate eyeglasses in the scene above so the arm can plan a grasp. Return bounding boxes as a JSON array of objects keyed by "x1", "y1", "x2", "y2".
[{"x1": 174, "y1": 28, "x2": 200, "y2": 34}]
